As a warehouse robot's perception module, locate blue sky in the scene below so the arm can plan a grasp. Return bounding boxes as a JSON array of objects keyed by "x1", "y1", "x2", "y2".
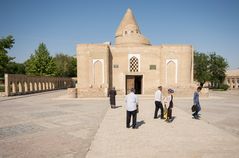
[{"x1": 1, "y1": 0, "x2": 239, "y2": 69}]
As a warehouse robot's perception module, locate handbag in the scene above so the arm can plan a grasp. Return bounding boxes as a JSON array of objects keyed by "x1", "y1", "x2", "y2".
[
  {"x1": 136, "y1": 104, "x2": 139, "y2": 113},
  {"x1": 191, "y1": 105, "x2": 197, "y2": 112},
  {"x1": 164, "y1": 104, "x2": 168, "y2": 118}
]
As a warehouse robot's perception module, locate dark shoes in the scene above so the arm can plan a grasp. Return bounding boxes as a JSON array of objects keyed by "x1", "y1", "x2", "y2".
[
  {"x1": 126, "y1": 125, "x2": 137, "y2": 129},
  {"x1": 192, "y1": 114, "x2": 200, "y2": 119},
  {"x1": 154, "y1": 116, "x2": 165, "y2": 119},
  {"x1": 165, "y1": 118, "x2": 172, "y2": 123}
]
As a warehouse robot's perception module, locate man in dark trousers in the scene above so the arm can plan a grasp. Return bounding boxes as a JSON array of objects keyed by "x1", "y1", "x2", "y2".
[
  {"x1": 125, "y1": 88, "x2": 138, "y2": 129},
  {"x1": 154, "y1": 86, "x2": 164, "y2": 119},
  {"x1": 193, "y1": 86, "x2": 202, "y2": 119},
  {"x1": 109, "y1": 87, "x2": 117, "y2": 108}
]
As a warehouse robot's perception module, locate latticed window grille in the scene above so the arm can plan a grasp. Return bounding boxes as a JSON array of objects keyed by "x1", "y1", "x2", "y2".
[{"x1": 129, "y1": 56, "x2": 139, "y2": 72}]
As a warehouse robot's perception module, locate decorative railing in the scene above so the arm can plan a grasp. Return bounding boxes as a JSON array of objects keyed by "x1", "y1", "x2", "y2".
[{"x1": 4, "y1": 74, "x2": 75, "y2": 96}]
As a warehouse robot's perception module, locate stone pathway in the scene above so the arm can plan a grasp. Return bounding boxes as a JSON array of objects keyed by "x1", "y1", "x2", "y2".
[{"x1": 86, "y1": 99, "x2": 239, "y2": 158}]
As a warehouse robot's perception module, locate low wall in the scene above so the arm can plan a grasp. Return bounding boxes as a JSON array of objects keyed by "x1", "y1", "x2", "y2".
[{"x1": 4, "y1": 74, "x2": 75, "y2": 96}]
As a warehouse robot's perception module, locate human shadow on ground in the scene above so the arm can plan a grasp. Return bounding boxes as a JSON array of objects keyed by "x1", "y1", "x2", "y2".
[
  {"x1": 135, "y1": 120, "x2": 146, "y2": 128},
  {"x1": 111, "y1": 105, "x2": 122, "y2": 109}
]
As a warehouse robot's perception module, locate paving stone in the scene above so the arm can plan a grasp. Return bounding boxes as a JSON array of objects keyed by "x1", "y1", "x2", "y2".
[
  {"x1": 31, "y1": 111, "x2": 67, "y2": 118},
  {"x1": 0, "y1": 123, "x2": 45, "y2": 139}
]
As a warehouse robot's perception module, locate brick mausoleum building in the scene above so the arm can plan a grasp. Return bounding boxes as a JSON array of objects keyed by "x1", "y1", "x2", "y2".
[{"x1": 76, "y1": 9, "x2": 194, "y2": 97}]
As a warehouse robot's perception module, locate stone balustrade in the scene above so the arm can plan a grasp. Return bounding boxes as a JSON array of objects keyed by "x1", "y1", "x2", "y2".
[{"x1": 4, "y1": 74, "x2": 75, "y2": 96}]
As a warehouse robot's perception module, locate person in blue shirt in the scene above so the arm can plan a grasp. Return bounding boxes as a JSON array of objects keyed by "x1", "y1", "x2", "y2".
[{"x1": 193, "y1": 86, "x2": 202, "y2": 119}]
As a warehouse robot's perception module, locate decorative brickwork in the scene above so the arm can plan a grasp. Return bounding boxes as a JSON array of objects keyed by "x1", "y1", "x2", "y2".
[{"x1": 129, "y1": 56, "x2": 139, "y2": 72}]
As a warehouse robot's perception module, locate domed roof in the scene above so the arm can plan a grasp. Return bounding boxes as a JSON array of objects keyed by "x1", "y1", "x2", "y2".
[{"x1": 115, "y1": 8, "x2": 151, "y2": 46}]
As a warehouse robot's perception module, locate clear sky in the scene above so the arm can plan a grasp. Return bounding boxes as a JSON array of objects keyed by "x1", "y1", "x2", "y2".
[{"x1": 1, "y1": 0, "x2": 239, "y2": 69}]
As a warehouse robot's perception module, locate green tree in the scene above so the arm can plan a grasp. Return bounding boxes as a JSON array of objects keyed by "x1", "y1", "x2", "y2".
[
  {"x1": 53, "y1": 53, "x2": 77, "y2": 77},
  {"x1": 194, "y1": 51, "x2": 210, "y2": 86},
  {"x1": 69, "y1": 57, "x2": 77, "y2": 77},
  {"x1": 25, "y1": 43, "x2": 56, "y2": 76},
  {"x1": 0, "y1": 35, "x2": 15, "y2": 77},
  {"x1": 194, "y1": 51, "x2": 228, "y2": 88},
  {"x1": 6, "y1": 62, "x2": 26, "y2": 74},
  {"x1": 208, "y1": 53, "x2": 228, "y2": 88}
]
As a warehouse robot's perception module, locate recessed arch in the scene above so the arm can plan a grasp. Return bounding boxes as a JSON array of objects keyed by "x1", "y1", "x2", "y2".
[{"x1": 166, "y1": 59, "x2": 178, "y2": 85}]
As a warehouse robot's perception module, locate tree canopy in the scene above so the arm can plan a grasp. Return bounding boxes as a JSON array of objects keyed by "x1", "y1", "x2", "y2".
[
  {"x1": 53, "y1": 53, "x2": 77, "y2": 77},
  {"x1": 194, "y1": 51, "x2": 228, "y2": 88},
  {"x1": 0, "y1": 38, "x2": 76, "y2": 78},
  {"x1": 194, "y1": 51, "x2": 210, "y2": 86},
  {"x1": 7, "y1": 62, "x2": 26, "y2": 75},
  {"x1": 0, "y1": 35, "x2": 15, "y2": 77},
  {"x1": 208, "y1": 53, "x2": 228, "y2": 87},
  {"x1": 25, "y1": 43, "x2": 56, "y2": 76}
]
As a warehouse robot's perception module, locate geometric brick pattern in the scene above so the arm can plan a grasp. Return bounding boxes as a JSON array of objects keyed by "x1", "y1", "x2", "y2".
[{"x1": 130, "y1": 56, "x2": 139, "y2": 72}]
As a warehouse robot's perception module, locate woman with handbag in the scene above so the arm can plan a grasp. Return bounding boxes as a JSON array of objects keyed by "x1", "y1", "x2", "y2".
[{"x1": 192, "y1": 87, "x2": 202, "y2": 119}]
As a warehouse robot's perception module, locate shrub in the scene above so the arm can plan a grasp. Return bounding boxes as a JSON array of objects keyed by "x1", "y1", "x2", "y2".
[
  {"x1": 219, "y1": 84, "x2": 229, "y2": 91},
  {"x1": 0, "y1": 84, "x2": 4, "y2": 92}
]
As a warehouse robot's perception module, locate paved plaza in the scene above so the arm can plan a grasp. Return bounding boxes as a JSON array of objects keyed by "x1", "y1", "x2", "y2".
[
  {"x1": 0, "y1": 90, "x2": 239, "y2": 158},
  {"x1": 0, "y1": 90, "x2": 108, "y2": 158}
]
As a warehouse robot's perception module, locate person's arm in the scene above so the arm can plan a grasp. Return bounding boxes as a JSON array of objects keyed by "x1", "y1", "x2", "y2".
[{"x1": 135, "y1": 95, "x2": 139, "y2": 106}]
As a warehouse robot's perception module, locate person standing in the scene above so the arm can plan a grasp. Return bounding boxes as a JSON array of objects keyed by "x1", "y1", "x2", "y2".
[
  {"x1": 165, "y1": 88, "x2": 174, "y2": 122},
  {"x1": 154, "y1": 86, "x2": 164, "y2": 119},
  {"x1": 125, "y1": 88, "x2": 138, "y2": 129},
  {"x1": 109, "y1": 87, "x2": 117, "y2": 108},
  {"x1": 193, "y1": 86, "x2": 202, "y2": 119}
]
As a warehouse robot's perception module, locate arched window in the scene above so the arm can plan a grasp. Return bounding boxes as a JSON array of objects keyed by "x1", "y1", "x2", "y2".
[{"x1": 130, "y1": 56, "x2": 139, "y2": 72}]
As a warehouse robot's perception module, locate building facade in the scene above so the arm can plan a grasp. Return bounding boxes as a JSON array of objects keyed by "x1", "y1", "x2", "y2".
[
  {"x1": 76, "y1": 9, "x2": 194, "y2": 97},
  {"x1": 225, "y1": 69, "x2": 239, "y2": 89}
]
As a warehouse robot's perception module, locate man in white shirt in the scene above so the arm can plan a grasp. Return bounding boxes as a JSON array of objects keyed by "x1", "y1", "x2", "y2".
[
  {"x1": 154, "y1": 86, "x2": 164, "y2": 119},
  {"x1": 125, "y1": 88, "x2": 138, "y2": 129}
]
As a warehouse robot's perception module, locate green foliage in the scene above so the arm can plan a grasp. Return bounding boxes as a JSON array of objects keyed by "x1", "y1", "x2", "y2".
[
  {"x1": 69, "y1": 57, "x2": 77, "y2": 77},
  {"x1": 194, "y1": 51, "x2": 229, "y2": 88},
  {"x1": 6, "y1": 62, "x2": 26, "y2": 74},
  {"x1": 219, "y1": 84, "x2": 229, "y2": 91},
  {"x1": 0, "y1": 35, "x2": 15, "y2": 77},
  {"x1": 194, "y1": 51, "x2": 210, "y2": 86},
  {"x1": 53, "y1": 53, "x2": 77, "y2": 77},
  {"x1": 25, "y1": 43, "x2": 56, "y2": 76},
  {"x1": 0, "y1": 77, "x2": 4, "y2": 92},
  {"x1": 0, "y1": 85, "x2": 4, "y2": 92},
  {"x1": 208, "y1": 53, "x2": 229, "y2": 88}
]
